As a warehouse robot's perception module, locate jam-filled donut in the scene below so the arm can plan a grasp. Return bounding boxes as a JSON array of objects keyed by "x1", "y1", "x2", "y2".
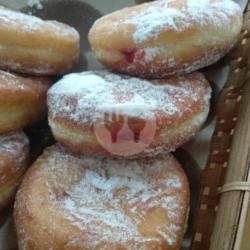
[
  {"x1": 0, "y1": 6, "x2": 80, "y2": 75},
  {"x1": 48, "y1": 71, "x2": 211, "y2": 157},
  {"x1": 0, "y1": 70, "x2": 51, "y2": 134},
  {"x1": 15, "y1": 145, "x2": 190, "y2": 250},
  {"x1": 0, "y1": 132, "x2": 29, "y2": 211},
  {"x1": 89, "y1": 0, "x2": 243, "y2": 78}
]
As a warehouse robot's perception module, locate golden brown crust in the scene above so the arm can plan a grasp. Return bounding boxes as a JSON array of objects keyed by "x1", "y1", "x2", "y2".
[
  {"x1": 0, "y1": 70, "x2": 51, "y2": 133},
  {"x1": 48, "y1": 71, "x2": 211, "y2": 157},
  {"x1": 14, "y1": 145, "x2": 190, "y2": 250},
  {"x1": 88, "y1": 0, "x2": 243, "y2": 78},
  {"x1": 49, "y1": 106, "x2": 209, "y2": 158},
  {"x1": 0, "y1": 132, "x2": 29, "y2": 211},
  {"x1": 0, "y1": 6, "x2": 80, "y2": 75}
]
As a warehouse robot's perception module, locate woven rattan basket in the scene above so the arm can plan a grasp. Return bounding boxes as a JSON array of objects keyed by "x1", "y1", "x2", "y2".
[
  {"x1": 0, "y1": 1, "x2": 249, "y2": 250},
  {"x1": 192, "y1": 2, "x2": 250, "y2": 249}
]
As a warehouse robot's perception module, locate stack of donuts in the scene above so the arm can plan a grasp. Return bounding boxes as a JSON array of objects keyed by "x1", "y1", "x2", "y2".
[
  {"x1": 0, "y1": 1, "x2": 243, "y2": 250},
  {"x1": 0, "y1": 4, "x2": 80, "y2": 220}
]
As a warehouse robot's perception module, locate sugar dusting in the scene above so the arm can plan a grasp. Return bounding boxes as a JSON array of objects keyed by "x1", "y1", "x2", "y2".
[
  {"x1": 0, "y1": 132, "x2": 29, "y2": 174},
  {"x1": 34, "y1": 146, "x2": 189, "y2": 249},
  {"x1": 92, "y1": 0, "x2": 242, "y2": 77},
  {"x1": 0, "y1": 70, "x2": 27, "y2": 91},
  {"x1": 0, "y1": 6, "x2": 79, "y2": 38},
  {"x1": 0, "y1": 132, "x2": 29, "y2": 155},
  {"x1": 0, "y1": 70, "x2": 51, "y2": 95},
  {"x1": 123, "y1": 0, "x2": 242, "y2": 43},
  {"x1": 0, "y1": 59, "x2": 52, "y2": 76},
  {"x1": 122, "y1": 44, "x2": 234, "y2": 78},
  {"x1": 48, "y1": 71, "x2": 211, "y2": 126}
]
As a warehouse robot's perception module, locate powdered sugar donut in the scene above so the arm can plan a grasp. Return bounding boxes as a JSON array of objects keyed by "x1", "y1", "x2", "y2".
[
  {"x1": 48, "y1": 71, "x2": 211, "y2": 158},
  {"x1": 89, "y1": 0, "x2": 243, "y2": 78},
  {"x1": 0, "y1": 6, "x2": 80, "y2": 75},
  {"x1": 14, "y1": 145, "x2": 189, "y2": 250},
  {"x1": 0, "y1": 70, "x2": 51, "y2": 133},
  {"x1": 0, "y1": 132, "x2": 29, "y2": 211}
]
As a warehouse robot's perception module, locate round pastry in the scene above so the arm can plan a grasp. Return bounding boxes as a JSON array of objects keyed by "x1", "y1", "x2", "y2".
[
  {"x1": 0, "y1": 70, "x2": 51, "y2": 134},
  {"x1": 0, "y1": 6, "x2": 80, "y2": 75},
  {"x1": 48, "y1": 71, "x2": 211, "y2": 158},
  {"x1": 14, "y1": 145, "x2": 190, "y2": 250},
  {"x1": 0, "y1": 132, "x2": 29, "y2": 211},
  {"x1": 88, "y1": 0, "x2": 243, "y2": 78}
]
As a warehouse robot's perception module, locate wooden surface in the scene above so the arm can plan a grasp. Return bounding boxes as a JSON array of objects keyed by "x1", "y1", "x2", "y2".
[
  {"x1": 242, "y1": 203, "x2": 250, "y2": 250},
  {"x1": 192, "y1": 2, "x2": 250, "y2": 250},
  {"x1": 210, "y1": 79, "x2": 250, "y2": 249}
]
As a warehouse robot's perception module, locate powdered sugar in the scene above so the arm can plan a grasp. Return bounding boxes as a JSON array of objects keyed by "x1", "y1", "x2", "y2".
[
  {"x1": 48, "y1": 71, "x2": 210, "y2": 126},
  {"x1": 0, "y1": 70, "x2": 26, "y2": 91},
  {"x1": 128, "y1": 6, "x2": 186, "y2": 43},
  {"x1": 34, "y1": 146, "x2": 189, "y2": 249},
  {"x1": 123, "y1": 0, "x2": 242, "y2": 43},
  {"x1": 121, "y1": 43, "x2": 235, "y2": 79},
  {"x1": 0, "y1": 132, "x2": 29, "y2": 170},
  {"x1": 90, "y1": 0, "x2": 242, "y2": 78},
  {"x1": 144, "y1": 47, "x2": 166, "y2": 62},
  {"x1": 0, "y1": 6, "x2": 78, "y2": 38},
  {"x1": 0, "y1": 132, "x2": 29, "y2": 155}
]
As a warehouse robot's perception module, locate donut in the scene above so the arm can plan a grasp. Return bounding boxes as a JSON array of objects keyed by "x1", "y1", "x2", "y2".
[
  {"x1": 0, "y1": 70, "x2": 51, "y2": 134},
  {"x1": 0, "y1": 132, "x2": 29, "y2": 211},
  {"x1": 88, "y1": 0, "x2": 243, "y2": 78},
  {"x1": 0, "y1": 6, "x2": 80, "y2": 75},
  {"x1": 14, "y1": 145, "x2": 190, "y2": 250},
  {"x1": 47, "y1": 71, "x2": 211, "y2": 158}
]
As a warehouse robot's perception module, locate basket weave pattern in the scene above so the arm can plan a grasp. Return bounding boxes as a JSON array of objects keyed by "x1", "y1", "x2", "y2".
[{"x1": 192, "y1": 2, "x2": 250, "y2": 250}]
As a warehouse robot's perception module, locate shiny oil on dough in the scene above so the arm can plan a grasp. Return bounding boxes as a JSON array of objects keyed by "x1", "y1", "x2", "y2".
[
  {"x1": 14, "y1": 144, "x2": 190, "y2": 250},
  {"x1": 47, "y1": 71, "x2": 211, "y2": 157},
  {"x1": 89, "y1": 0, "x2": 243, "y2": 78},
  {"x1": 0, "y1": 132, "x2": 29, "y2": 211},
  {"x1": 0, "y1": 70, "x2": 51, "y2": 133},
  {"x1": 0, "y1": 6, "x2": 80, "y2": 75}
]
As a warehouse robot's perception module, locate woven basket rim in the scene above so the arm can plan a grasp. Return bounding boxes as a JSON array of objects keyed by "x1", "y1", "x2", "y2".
[{"x1": 192, "y1": 2, "x2": 250, "y2": 250}]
